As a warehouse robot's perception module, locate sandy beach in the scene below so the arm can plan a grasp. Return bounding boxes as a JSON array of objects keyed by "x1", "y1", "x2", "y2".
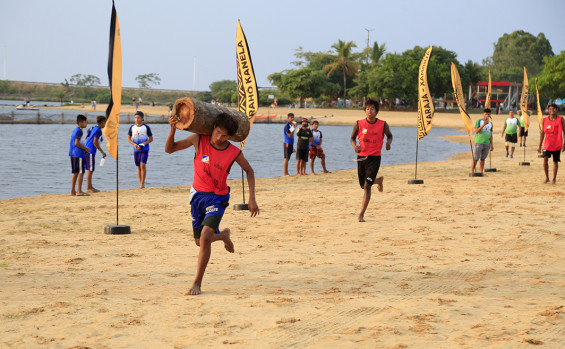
[{"x1": 1, "y1": 108, "x2": 564, "y2": 347}]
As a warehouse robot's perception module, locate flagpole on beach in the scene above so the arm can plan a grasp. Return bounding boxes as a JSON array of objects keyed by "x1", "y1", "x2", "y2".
[
  {"x1": 409, "y1": 46, "x2": 433, "y2": 185},
  {"x1": 103, "y1": 1, "x2": 130, "y2": 234},
  {"x1": 233, "y1": 20, "x2": 257, "y2": 211}
]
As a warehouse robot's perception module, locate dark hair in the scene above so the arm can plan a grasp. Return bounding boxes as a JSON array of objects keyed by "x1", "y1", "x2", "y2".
[
  {"x1": 483, "y1": 108, "x2": 491, "y2": 113},
  {"x1": 548, "y1": 103, "x2": 558, "y2": 109},
  {"x1": 96, "y1": 115, "x2": 107, "y2": 124},
  {"x1": 76, "y1": 114, "x2": 87, "y2": 123},
  {"x1": 365, "y1": 98, "x2": 379, "y2": 113},
  {"x1": 135, "y1": 111, "x2": 144, "y2": 118},
  {"x1": 288, "y1": 113, "x2": 294, "y2": 118},
  {"x1": 213, "y1": 113, "x2": 238, "y2": 136},
  {"x1": 312, "y1": 120, "x2": 319, "y2": 125}
]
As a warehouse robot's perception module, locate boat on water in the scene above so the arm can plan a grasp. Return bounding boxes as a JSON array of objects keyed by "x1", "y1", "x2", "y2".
[{"x1": 16, "y1": 105, "x2": 39, "y2": 110}]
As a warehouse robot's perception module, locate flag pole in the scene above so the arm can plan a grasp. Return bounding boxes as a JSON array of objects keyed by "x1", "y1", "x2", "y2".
[
  {"x1": 103, "y1": 1, "x2": 130, "y2": 234},
  {"x1": 408, "y1": 130, "x2": 424, "y2": 184}
]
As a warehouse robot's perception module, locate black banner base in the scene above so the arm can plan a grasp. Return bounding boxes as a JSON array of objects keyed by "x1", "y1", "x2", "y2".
[
  {"x1": 408, "y1": 179, "x2": 424, "y2": 184},
  {"x1": 233, "y1": 204, "x2": 249, "y2": 211},
  {"x1": 469, "y1": 172, "x2": 484, "y2": 177},
  {"x1": 519, "y1": 162, "x2": 531, "y2": 166},
  {"x1": 485, "y1": 168, "x2": 497, "y2": 172},
  {"x1": 104, "y1": 225, "x2": 131, "y2": 235}
]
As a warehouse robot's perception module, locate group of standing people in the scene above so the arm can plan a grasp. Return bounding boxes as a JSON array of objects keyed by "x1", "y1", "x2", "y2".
[
  {"x1": 470, "y1": 104, "x2": 565, "y2": 185},
  {"x1": 68, "y1": 110, "x2": 153, "y2": 195},
  {"x1": 283, "y1": 113, "x2": 329, "y2": 176}
]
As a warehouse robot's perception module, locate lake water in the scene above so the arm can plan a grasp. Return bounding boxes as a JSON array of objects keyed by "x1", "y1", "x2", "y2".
[{"x1": 0, "y1": 123, "x2": 468, "y2": 200}]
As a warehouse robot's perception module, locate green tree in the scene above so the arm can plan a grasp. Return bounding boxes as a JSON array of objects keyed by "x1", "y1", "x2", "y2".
[
  {"x1": 269, "y1": 67, "x2": 338, "y2": 108},
  {"x1": 537, "y1": 50, "x2": 565, "y2": 99},
  {"x1": 209, "y1": 80, "x2": 236, "y2": 103},
  {"x1": 135, "y1": 73, "x2": 161, "y2": 89},
  {"x1": 323, "y1": 40, "x2": 359, "y2": 103},
  {"x1": 65, "y1": 74, "x2": 101, "y2": 99},
  {"x1": 489, "y1": 30, "x2": 553, "y2": 82}
]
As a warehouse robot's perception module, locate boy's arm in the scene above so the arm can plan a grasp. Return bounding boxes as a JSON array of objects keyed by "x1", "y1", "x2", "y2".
[
  {"x1": 384, "y1": 122, "x2": 393, "y2": 150},
  {"x1": 74, "y1": 139, "x2": 89, "y2": 153},
  {"x1": 235, "y1": 153, "x2": 259, "y2": 217},
  {"x1": 350, "y1": 122, "x2": 360, "y2": 152},
  {"x1": 165, "y1": 115, "x2": 198, "y2": 154},
  {"x1": 93, "y1": 137, "x2": 106, "y2": 157},
  {"x1": 142, "y1": 135, "x2": 154, "y2": 146}
]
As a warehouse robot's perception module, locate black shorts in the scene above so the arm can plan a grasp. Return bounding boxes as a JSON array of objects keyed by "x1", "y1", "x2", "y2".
[
  {"x1": 543, "y1": 150, "x2": 561, "y2": 162},
  {"x1": 296, "y1": 148, "x2": 308, "y2": 161},
  {"x1": 505, "y1": 133, "x2": 518, "y2": 143},
  {"x1": 283, "y1": 143, "x2": 294, "y2": 159},
  {"x1": 357, "y1": 155, "x2": 381, "y2": 189},
  {"x1": 520, "y1": 128, "x2": 528, "y2": 137}
]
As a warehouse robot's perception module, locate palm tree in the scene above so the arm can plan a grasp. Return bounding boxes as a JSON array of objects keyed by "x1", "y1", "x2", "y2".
[{"x1": 323, "y1": 40, "x2": 358, "y2": 104}]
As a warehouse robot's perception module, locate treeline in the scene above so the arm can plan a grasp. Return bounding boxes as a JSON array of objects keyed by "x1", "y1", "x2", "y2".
[
  {"x1": 0, "y1": 80, "x2": 202, "y2": 106},
  {"x1": 267, "y1": 30, "x2": 564, "y2": 109}
]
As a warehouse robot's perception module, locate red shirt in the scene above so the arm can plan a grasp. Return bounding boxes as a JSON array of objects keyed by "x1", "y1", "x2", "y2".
[
  {"x1": 357, "y1": 118, "x2": 385, "y2": 156},
  {"x1": 192, "y1": 135, "x2": 241, "y2": 195},
  {"x1": 543, "y1": 116, "x2": 564, "y2": 151}
]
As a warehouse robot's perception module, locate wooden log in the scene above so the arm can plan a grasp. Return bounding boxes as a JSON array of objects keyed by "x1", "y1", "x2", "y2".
[{"x1": 172, "y1": 97, "x2": 250, "y2": 142}]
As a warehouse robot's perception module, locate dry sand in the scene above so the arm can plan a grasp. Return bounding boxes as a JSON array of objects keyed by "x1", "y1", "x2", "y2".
[{"x1": 1, "y1": 110, "x2": 564, "y2": 347}]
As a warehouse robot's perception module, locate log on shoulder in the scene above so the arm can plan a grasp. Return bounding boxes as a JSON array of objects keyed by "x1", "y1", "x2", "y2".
[{"x1": 172, "y1": 97, "x2": 250, "y2": 142}]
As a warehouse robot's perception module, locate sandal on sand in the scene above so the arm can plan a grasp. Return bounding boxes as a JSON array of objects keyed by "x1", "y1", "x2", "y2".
[{"x1": 76, "y1": 192, "x2": 90, "y2": 196}]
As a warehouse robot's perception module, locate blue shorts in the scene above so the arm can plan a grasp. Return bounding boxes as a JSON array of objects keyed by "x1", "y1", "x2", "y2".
[
  {"x1": 85, "y1": 153, "x2": 96, "y2": 171},
  {"x1": 190, "y1": 191, "x2": 230, "y2": 239},
  {"x1": 70, "y1": 156, "x2": 85, "y2": 174},
  {"x1": 133, "y1": 151, "x2": 149, "y2": 166}
]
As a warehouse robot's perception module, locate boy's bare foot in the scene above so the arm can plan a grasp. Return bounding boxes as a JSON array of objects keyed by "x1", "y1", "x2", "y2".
[
  {"x1": 310, "y1": 172, "x2": 316, "y2": 175},
  {"x1": 358, "y1": 215, "x2": 365, "y2": 222},
  {"x1": 76, "y1": 192, "x2": 90, "y2": 196},
  {"x1": 221, "y1": 228, "x2": 234, "y2": 253},
  {"x1": 552, "y1": 180, "x2": 556, "y2": 185},
  {"x1": 185, "y1": 284, "x2": 201, "y2": 295},
  {"x1": 86, "y1": 188, "x2": 100, "y2": 193},
  {"x1": 138, "y1": 185, "x2": 145, "y2": 189},
  {"x1": 376, "y1": 176, "x2": 384, "y2": 192},
  {"x1": 544, "y1": 179, "x2": 550, "y2": 184},
  {"x1": 323, "y1": 170, "x2": 330, "y2": 173},
  {"x1": 70, "y1": 192, "x2": 76, "y2": 196}
]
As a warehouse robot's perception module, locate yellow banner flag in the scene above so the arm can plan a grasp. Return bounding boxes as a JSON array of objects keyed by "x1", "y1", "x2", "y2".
[
  {"x1": 451, "y1": 63, "x2": 474, "y2": 136},
  {"x1": 520, "y1": 67, "x2": 530, "y2": 132},
  {"x1": 485, "y1": 70, "x2": 492, "y2": 109},
  {"x1": 236, "y1": 20, "x2": 258, "y2": 150},
  {"x1": 102, "y1": 1, "x2": 122, "y2": 159},
  {"x1": 417, "y1": 46, "x2": 434, "y2": 140},
  {"x1": 535, "y1": 78, "x2": 543, "y2": 133}
]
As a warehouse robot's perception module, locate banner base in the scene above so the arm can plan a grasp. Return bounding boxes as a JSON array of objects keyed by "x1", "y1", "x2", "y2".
[
  {"x1": 485, "y1": 168, "x2": 497, "y2": 172},
  {"x1": 104, "y1": 225, "x2": 131, "y2": 235},
  {"x1": 519, "y1": 162, "x2": 530, "y2": 166},
  {"x1": 469, "y1": 172, "x2": 484, "y2": 177},
  {"x1": 408, "y1": 179, "x2": 424, "y2": 184},
  {"x1": 233, "y1": 204, "x2": 249, "y2": 211}
]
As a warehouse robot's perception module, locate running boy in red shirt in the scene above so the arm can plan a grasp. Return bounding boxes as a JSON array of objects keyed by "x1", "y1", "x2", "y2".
[{"x1": 166, "y1": 113, "x2": 260, "y2": 295}]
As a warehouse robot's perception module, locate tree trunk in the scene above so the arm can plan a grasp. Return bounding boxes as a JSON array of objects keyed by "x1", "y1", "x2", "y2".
[{"x1": 172, "y1": 97, "x2": 250, "y2": 142}]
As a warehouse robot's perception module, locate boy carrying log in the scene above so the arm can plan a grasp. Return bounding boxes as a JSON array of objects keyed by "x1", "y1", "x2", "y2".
[{"x1": 165, "y1": 112, "x2": 260, "y2": 295}]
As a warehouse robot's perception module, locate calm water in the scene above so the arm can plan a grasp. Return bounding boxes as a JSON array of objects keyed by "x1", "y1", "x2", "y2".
[{"x1": 0, "y1": 123, "x2": 468, "y2": 200}]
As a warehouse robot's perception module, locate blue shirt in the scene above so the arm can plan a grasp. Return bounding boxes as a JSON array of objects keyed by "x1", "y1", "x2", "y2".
[
  {"x1": 284, "y1": 122, "x2": 294, "y2": 145},
  {"x1": 68, "y1": 127, "x2": 85, "y2": 158},
  {"x1": 128, "y1": 124, "x2": 153, "y2": 152},
  {"x1": 85, "y1": 126, "x2": 103, "y2": 156}
]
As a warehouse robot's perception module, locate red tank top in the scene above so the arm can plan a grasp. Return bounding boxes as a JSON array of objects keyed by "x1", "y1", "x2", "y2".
[
  {"x1": 543, "y1": 116, "x2": 563, "y2": 151},
  {"x1": 192, "y1": 135, "x2": 241, "y2": 195},
  {"x1": 357, "y1": 118, "x2": 385, "y2": 156}
]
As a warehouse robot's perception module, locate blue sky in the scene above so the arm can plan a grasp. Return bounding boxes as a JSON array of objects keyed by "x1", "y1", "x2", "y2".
[{"x1": 1, "y1": 0, "x2": 564, "y2": 91}]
